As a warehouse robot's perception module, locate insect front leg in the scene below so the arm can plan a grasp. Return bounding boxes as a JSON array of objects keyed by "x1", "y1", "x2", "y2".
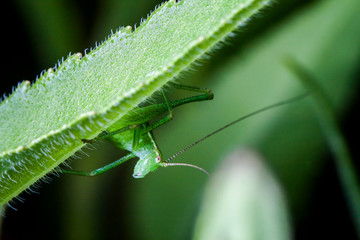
[{"x1": 60, "y1": 153, "x2": 136, "y2": 177}]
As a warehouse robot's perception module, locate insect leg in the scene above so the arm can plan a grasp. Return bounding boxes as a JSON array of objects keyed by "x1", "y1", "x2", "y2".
[
  {"x1": 169, "y1": 83, "x2": 214, "y2": 100},
  {"x1": 139, "y1": 86, "x2": 214, "y2": 134},
  {"x1": 82, "y1": 124, "x2": 139, "y2": 143},
  {"x1": 132, "y1": 126, "x2": 142, "y2": 149},
  {"x1": 140, "y1": 90, "x2": 174, "y2": 134},
  {"x1": 169, "y1": 82, "x2": 213, "y2": 96},
  {"x1": 60, "y1": 153, "x2": 136, "y2": 176},
  {"x1": 166, "y1": 83, "x2": 214, "y2": 108}
]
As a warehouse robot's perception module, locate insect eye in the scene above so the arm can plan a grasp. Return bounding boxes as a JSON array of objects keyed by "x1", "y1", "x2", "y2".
[{"x1": 155, "y1": 155, "x2": 161, "y2": 163}]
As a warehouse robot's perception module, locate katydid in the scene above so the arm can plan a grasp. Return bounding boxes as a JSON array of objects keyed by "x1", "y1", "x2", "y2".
[
  {"x1": 61, "y1": 83, "x2": 214, "y2": 178},
  {"x1": 60, "y1": 83, "x2": 307, "y2": 178}
]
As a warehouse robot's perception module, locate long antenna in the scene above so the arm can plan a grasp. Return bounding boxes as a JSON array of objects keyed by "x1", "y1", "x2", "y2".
[
  {"x1": 163, "y1": 162, "x2": 210, "y2": 176},
  {"x1": 166, "y1": 93, "x2": 308, "y2": 163}
]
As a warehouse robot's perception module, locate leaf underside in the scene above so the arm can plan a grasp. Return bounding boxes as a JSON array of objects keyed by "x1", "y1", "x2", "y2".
[{"x1": 0, "y1": 0, "x2": 270, "y2": 206}]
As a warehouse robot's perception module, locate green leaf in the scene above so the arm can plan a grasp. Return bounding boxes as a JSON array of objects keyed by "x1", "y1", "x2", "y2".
[
  {"x1": 193, "y1": 150, "x2": 292, "y2": 240},
  {"x1": 0, "y1": 0, "x2": 271, "y2": 206}
]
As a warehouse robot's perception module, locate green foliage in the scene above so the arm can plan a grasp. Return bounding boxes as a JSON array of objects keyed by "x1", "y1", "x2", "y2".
[
  {"x1": 1, "y1": 0, "x2": 359, "y2": 239},
  {"x1": 0, "y1": 0, "x2": 270, "y2": 207},
  {"x1": 129, "y1": 0, "x2": 359, "y2": 239}
]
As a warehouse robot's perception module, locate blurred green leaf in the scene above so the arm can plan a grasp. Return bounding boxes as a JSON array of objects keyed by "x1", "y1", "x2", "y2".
[
  {"x1": 285, "y1": 57, "x2": 360, "y2": 237},
  {"x1": 193, "y1": 149, "x2": 291, "y2": 240}
]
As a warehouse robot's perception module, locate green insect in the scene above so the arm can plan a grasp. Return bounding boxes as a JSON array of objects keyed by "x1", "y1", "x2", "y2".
[
  {"x1": 61, "y1": 83, "x2": 213, "y2": 178},
  {"x1": 60, "y1": 83, "x2": 306, "y2": 178}
]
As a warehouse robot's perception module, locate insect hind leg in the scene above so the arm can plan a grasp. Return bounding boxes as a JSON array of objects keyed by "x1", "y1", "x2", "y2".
[
  {"x1": 168, "y1": 82, "x2": 214, "y2": 97},
  {"x1": 140, "y1": 84, "x2": 214, "y2": 134}
]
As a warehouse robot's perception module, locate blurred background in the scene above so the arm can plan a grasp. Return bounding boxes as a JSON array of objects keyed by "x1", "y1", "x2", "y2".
[{"x1": 1, "y1": 0, "x2": 359, "y2": 239}]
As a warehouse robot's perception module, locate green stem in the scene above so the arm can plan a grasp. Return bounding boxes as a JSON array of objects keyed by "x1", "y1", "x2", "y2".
[{"x1": 284, "y1": 57, "x2": 360, "y2": 237}]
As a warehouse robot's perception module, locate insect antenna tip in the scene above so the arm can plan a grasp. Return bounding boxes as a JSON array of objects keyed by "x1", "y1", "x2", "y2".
[{"x1": 163, "y1": 162, "x2": 210, "y2": 176}]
